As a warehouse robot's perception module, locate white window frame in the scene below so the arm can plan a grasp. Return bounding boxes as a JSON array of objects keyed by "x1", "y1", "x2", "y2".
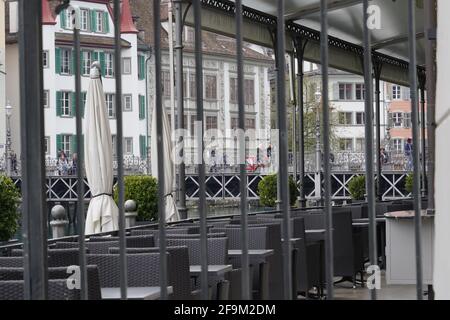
[
  {"x1": 122, "y1": 57, "x2": 132, "y2": 75},
  {"x1": 339, "y1": 83, "x2": 353, "y2": 100},
  {"x1": 43, "y1": 51, "x2": 49, "y2": 68},
  {"x1": 392, "y1": 112, "x2": 403, "y2": 128},
  {"x1": 124, "y1": 137, "x2": 133, "y2": 155},
  {"x1": 105, "y1": 52, "x2": 114, "y2": 77},
  {"x1": 43, "y1": 90, "x2": 50, "y2": 108},
  {"x1": 339, "y1": 138, "x2": 353, "y2": 152},
  {"x1": 355, "y1": 112, "x2": 365, "y2": 125},
  {"x1": 338, "y1": 112, "x2": 353, "y2": 125},
  {"x1": 96, "y1": 11, "x2": 104, "y2": 33},
  {"x1": 61, "y1": 91, "x2": 71, "y2": 117},
  {"x1": 65, "y1": 9, "x2": 73, "y2": 29},
  {"x1": 44, "y1": 136, "x2": 50, "y2": 155},
  {"x1": 393, "y1": 139, "x2": 403, "y2": 152},
  {"x1": 61, "y1": 135, "x2": 72, "y2": 157},
  {"x1": 105, "y1": 94, "x2": 116, "y2": 118},
  {"x1": 80, "y1": 9, "x2": 89, "y2": 31},
  {"x1": 392, "y1": 85, "x2": 401, "y2": 100},
  {"x1": 61, "y1": 49, "x2": 71, "y2": 75},
  {"x1": 123, "y1": 94, "x2": 133, "y2": 112},
  {"x1": 82, "y1": 51, "x2": 91, "y2": 76}
]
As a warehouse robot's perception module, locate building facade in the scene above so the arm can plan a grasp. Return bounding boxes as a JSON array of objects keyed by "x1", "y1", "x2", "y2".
[{"x1": 4, "y1": 0, "x2": 149, "y2": 165}]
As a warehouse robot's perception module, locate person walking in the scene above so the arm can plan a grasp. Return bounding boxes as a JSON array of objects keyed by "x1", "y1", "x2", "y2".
[{"x1": 404, "y1": 138, "x2": 413, "y2": 171}]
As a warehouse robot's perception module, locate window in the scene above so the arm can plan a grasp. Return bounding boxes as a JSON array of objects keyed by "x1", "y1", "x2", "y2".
[
  {"x1": 105, "y1": 53, "x2": 114, "y2": 77},
  {"x1": 246, "y1": 118, "x2": 256, "y2": 129},
  {"x1": 189, "y1": 74, "x2": 197, "y2": 99},
  {"x1": 392, "y1": 112, "x2": 403, "y2": 127},
  {"x1": 206, "y1": 116, "x2": 217, "y2": 130},
  {"x1": 338, "y1": 112, "x2": 353, "y2": 125},
  {"x1": 244, "y1": 79, "x2": 255, "y2": 105},
  {"x1": 80, "y1": 9, "x2": 89, "y2": 31},
  {"x1": 392, "y1": 85, "x2": 401, "y2": 100},
  {"x1": 355, "y1": 84, "x2": 365, "y2": 100},
  {"x1": 403, "y1": 113, "x2": 412, "y2": 128},
  {"x1": 205, "y1": 75, "x2": 217, "y2": 100},
  {"x1": 139, "y1": 95, "x2": 146, "y2": 119},
  {"x1": 138, "y1": 55, "x2": 145, "y2": 80},
  {"x1": 339, "y1": 138, "x2": 353, "y2": 151},
  {"x1": 183, "y1": 27, "x2": 195, "y2": 43},
  {"x1": 122, "y1": 57, "x2": 132, "y2": 75},
  {"x1": 190, "y1": 116, "x2": 196, "y2": 135},
  {"x1": 60, "y1": 49, "x2": 71, "y2": 75},
  {"x1": 231, "y1": 117, "x2": 238, "y2": 130},
  {"x1": 355, "y1": 112, "x2": 365, "y2": 125},
  {"x1": 162, "y1": 71, "x2": 171, "y2": 97},
  {"x1": 43, "y1": 90, "x2": 49, "y2": 108},
  {"x1": 64, "y1": 9, "x2": 73, "y2": 29},
  {"x1": 123, "y1": 95, "x2": 132, "y2": 112},
  {"x1": 44, "y1": 137, "x2": 50, "y2": 155},
  {"x1": 339, "y1": 83, "x2": 353, "y2": 100},
  {"x1": 105, "y1": 94, "x2": 115, "y2": 118},
  {"x1": 61, "y1": 135, "x2": 72, "y2": 157},
  {"x1": 393, "y1": 139, "x2": 403, "y2": 152},
  {"x1": 60, "y1": 92, "x2": 71, "y2": 116},
  {"x1": 355, "y1": 138, "x2": 365, "y2": 152},
  {"x1": 230, "y1": 78, "x2": 237, "y2": 103},
  {"x1": 43, "y1": 51, "x2": 49, "y2": 68},
  {"x1": 96, "y1": 11, "x2": 104, "y2": 33},
  {"x1": 82, "y1": 51, "x2": 91, "y2": 76},
  {"x1": 111, "y1": 135, "x2": 117, "y2": 157},
  {"x1": 124, "y1": 137, "x2": 133, "y2": 155}
]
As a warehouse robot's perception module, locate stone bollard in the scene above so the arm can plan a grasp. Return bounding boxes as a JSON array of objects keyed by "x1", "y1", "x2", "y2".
[
  {"x1": 50, "y1": 205, "x2": 69, "y2": 239},
  {"x1": 125, "y1": 200, "x2": 138, "y2": 228}
]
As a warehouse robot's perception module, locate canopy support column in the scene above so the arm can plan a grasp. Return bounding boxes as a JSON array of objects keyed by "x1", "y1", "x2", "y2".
[
  {"x1": 373, "y1": 60, "x2": 383, "y2": 201},
  {"x1": 418, "y1": 72, "x2": 427, "y2": 198}
]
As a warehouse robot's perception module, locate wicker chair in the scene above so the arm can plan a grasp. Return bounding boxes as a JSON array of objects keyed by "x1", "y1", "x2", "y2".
[
  {"x1": 108, "y1": 246, "x2": 192, "y2": 300},
  {"x1": 86, "y1": 253, "x2": 165, "y2": 288},
  {"x1": 0, "y1": 279, "x2": 80, "y2": 300},
  {"x1": 165, "y1": 237, "x2": 228, "y2": 265},
  {"x1": 0, "y1": 266, "x2": 102, "y2": 300},
  {"x1": 88, "y1": 235, "x2": 155, "y2": 248},
  {"x1": 8, "y1": 248, "x2": 80, "y2": 268},
  {"x1": 0, "y1": 257, "x2": 23, "y2": 268}
]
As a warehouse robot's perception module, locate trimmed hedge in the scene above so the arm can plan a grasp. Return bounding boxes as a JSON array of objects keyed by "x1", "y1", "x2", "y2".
[
  {"x1": 257, "y1": 174, "x2": 299, "y2": 207},
  {"x1": 114, "y1": 175, "x2": 158, "y2": 221},
  {"x1": 0, "y1": 175, "x2": 20, "y2": 241}
]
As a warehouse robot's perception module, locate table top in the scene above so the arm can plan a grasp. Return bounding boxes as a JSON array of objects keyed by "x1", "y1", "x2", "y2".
[
  {"x1": 305, "y1": 229, "x2": 326, "y2": 234},
  {"x1": 228, "y1": 249, "x2": 274, "y2": 258},
  {"x1": 101, "y1": 286, "x2": 173, "y2": 300},
  {"x1": 189, "y1": 264, "x2": 232, "y2": 277},
  {"x1": 385, "y1": 210, "x2": 434, "y2": 219}
]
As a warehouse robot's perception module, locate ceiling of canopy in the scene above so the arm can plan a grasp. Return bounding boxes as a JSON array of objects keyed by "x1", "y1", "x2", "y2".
[{"x1": 240, "y1": 0, "x2": 425, "y2": 65}]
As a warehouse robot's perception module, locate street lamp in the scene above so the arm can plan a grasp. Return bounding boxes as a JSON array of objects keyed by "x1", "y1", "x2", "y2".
[{"x1": 5, "y1": 101, "x2": 12, "y2": 176}]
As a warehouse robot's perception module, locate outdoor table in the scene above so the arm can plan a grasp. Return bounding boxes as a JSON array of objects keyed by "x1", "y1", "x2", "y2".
[
  {"x1": 190, "y1": 265, "x2": 233, "y2": 300},
  {"x1": 227, "y1": 249, "x2": 274, "y2": 300},
  {"x1": 305, "y1": 229, "x2": 326, "y2": 242},
  {"x1": 101, "y1": 286, "x2": 173, "y2": 300}
]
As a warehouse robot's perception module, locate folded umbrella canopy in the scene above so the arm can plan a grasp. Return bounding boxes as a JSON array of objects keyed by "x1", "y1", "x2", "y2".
[
  {"x1": 84, "y1": 62, "x2": 119, "y2": 234},
  {"x1": 150, "y1": 99, "x2": 179, "y2": 222}
]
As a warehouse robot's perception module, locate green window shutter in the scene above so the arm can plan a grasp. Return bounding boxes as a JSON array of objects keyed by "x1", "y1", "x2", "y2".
[
  {"x1": 80, "y1": 51, "x2": 84, "y2": 74},
  {"x1": 93, "y1": 51, "x2": 99, "y2": 64},
  {"x1": 56, "y1": 91, "x2": 62, "y2": 116},
  {"x1": 61, "y1": 9, "x2": 67, "y2": 28},
  {"x1": 103, "y1": 12, "x2": 110, "y2": 33},
  {"x1": 138, "y1": 56, "x2": 145, "y2": 80},
  {"x1": 100, "y1": 52, "x2": 106, "y2": 75},
  {"x1": 56, "y1": 134, "x2": 62, "y2": 155},
  {"x1": 140, "y1": 135, "x2": 147, "y2": 159},
  {"x1": 71, "y1": 92, "x2": 76, "y2": 117},
  {"x1": 139, "y1": 95, "x2": 145, "y2": 120},
  {"x1": 55, "y1": 48, "x2": 61, "y2": 74},
  {"x1": 90, "y1": 10, "x2": 97, "y2": 32},
  {"x1": 70, "y1": 50, "x2": 75, "y2": 75}
]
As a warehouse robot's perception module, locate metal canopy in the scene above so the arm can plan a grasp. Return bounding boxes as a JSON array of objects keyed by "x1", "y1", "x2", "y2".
[{"x1": 182, "y1": 0, "x2": 425, "y2": 86}]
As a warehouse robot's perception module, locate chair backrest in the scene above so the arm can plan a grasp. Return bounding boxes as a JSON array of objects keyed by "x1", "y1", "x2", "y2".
[
  {"x1": 0, "y1": 257, "x2": 23, "y2": 268},
  {"x1": 0, "y1": 266, "x2": 102, "y2": 300},
  {"x1": 108, "y1": 246, "x2": 191, "y2": 300},
  {"x1": 0, "y1": 279, "x2": 80, "y2": 300},
  {"x1": 88, "y1": 235, "x2": 155, "y2": 248},
  {"x1": 10, "y1": 248, "x2": 81, "y2": 268},
  {"x1": 165, "y1": 237, "x2": 228, "y2": 265},
  {"x1": 211, "y1": 227, "x2": 267, "y2": 249},
  {"x1": 87, "y1": 241, "x2": 120, "y2": 254},
  {"x1": 332, "y1": 210, "x2": 356, "y2": 276},
  {"x1": 165, "y1": 232, "x2": 226, "y2": 239},
  {"x1": 87, "y1": 253, "x2": 164, "y2": 288}
]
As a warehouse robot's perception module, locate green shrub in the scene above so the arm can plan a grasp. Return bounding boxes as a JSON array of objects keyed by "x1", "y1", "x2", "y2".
[
  {"x1": 114, "y1": 175, "x2": 158, "y2": 221},
  {"x1": 405, "y1": 173, "x2": 413, "y2": 194},
  {"x1": 257, "y1": 174, "x2": 299, "y2": 207},
  {"x1": 0, "y1": 175, "x2": 20, "y2": 242},
  {"x1": 348, "y1": 175, "x2": 366, "y2": 201}
]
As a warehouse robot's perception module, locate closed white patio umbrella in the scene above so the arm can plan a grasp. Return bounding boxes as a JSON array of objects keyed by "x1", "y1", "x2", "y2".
[
  {"x1": 84, "y1": 62, "x2": 119, "y2": 234},
  {"x1": 150, "y1": 101, "x2": 179, "y2": 222}
]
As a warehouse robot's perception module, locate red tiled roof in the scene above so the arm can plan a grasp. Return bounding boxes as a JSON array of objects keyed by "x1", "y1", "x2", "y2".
[
  {"x1": 42, "y1": 0, "x2": 56, "y2": 25},
  {"x1": 121, "y1": 0, "x2": 139, "y2": 34}
]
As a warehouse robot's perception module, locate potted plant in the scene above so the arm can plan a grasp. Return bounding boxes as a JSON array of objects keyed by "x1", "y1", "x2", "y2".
[
  {"x1": 0, "y1": 175, "x2": 20, "y2": 244},
  {"x1": 114, "y1": 175, "x2": 158, "y2": 222},
  {"x1": 405, "y1": 173, "x2": 413, "y2": 195},
  {"x1": 257, "y1": 174, "x2": 299, "y2": 208},
  {"x1": 348, "y1": 175, "x2": 366, "y2": 202}
]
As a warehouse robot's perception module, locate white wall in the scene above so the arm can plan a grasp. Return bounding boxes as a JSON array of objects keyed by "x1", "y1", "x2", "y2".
[{"x1": 434, "y1": 0, "x2": 450, "y2": 300}]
